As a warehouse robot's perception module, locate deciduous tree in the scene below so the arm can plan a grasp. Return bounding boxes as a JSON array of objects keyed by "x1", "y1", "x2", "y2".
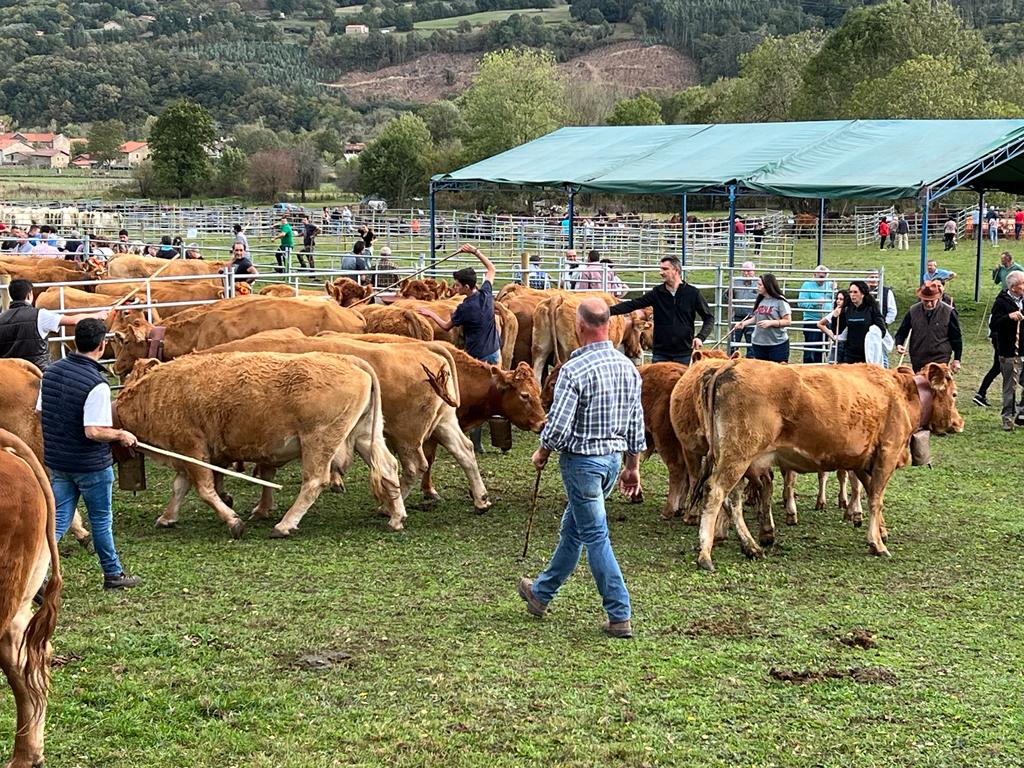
[
  {"x1": 247, "y1": 149, "x2": 297, "y2": 202},
  {"x1": 358, "y1": 113, "x2": 434, "y2": 203},
  {"x1": 606, "y1": 93, "x2": 664, "y2": 126},
  {"x1": 149, "y1": 99, "x2": 216, "y2": 198},
  {"x1": 86, "y1": 118, "x2": 126, "y2": 166}
]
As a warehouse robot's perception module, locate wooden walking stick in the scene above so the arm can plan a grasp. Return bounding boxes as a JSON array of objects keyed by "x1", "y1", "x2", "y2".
[
  {"x1": 134, "y1": 441, "x2": 283, "y2": 489},
  {"x1": 897, "y1": 327, "x2": 912, "y2": 368},
  {"x1": 521, "y1": 465, "x2": 544, "y2": 559}
]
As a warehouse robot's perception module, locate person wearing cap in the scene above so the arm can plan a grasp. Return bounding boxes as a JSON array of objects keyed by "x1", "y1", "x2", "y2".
[
  {"x1": 894, "y1": 281, "x2": 962, "y2": 375},
  {"x1": 376, "y1": 245, "x2": 398, "y2": 288},
  {"x1": 417, "y1": 244, "x2": 499, "y2": 453},
  {"x1": 0, "y1": 279, "x2": 109, "y2": 371},
  {"x1": 987, "y1": 270, "x2": 1024, "y2": 430},
  {"x1": 796, "y1": 265, "x2": 834, "y2": 363},
  {"x1": 514, "y1": 254, "x2": 552, "y2": 290}
]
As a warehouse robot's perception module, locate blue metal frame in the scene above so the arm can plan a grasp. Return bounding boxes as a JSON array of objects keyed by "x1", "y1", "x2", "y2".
[
  {"x1": 680, "y1": 194, "x2": 688, "y2": 266},
  {"x1": 727, "y1": 184, "x2": 737, "y2": 267},
  {"x1": 927, "y1": 135, "x2": 1024, "y2": 202},
  {"x1": 975, "y1": 190, "x2": 985, "y2": 302},
  {"x1": 919, "y1": 190, "x2": 930, "y2": 282},
  {"x1": 567, "y1": 189, "x2": 575, "y2": 250},
  {"x1": 816, "y1": 197, "x2": 825, "y2": 266},
  {"x1": 429, "y1": 182, "x2": 437, "y2": 261}
]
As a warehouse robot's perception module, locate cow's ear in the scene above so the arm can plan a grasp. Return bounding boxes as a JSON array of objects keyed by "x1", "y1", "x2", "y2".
[
  {"x1": 925, "y1": 362, "x2": 948, "y2": 391},
  {"x1": 730, "y1": 351, "x2": 741, "y2": 359},
  {"x1": 130, "y1": 358, "x2": 160, "y2": 379},
  {"x1": 129, "y1": 323, "x2": 149, "y2": 343},
  {"x1": 692, "y1": 350, "x2": 704, "y2": 362},
  {"x1": 112, "y1": 331, "x2": 126, "y2": 343},
  {"x1": 363, "y1": 283, "x2": 374, "y2": 297},
  {"x1": 512, "y1": 361, "x2": 532, "y2": 381}
]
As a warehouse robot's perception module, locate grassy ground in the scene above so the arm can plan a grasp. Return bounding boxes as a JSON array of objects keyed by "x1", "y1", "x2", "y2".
[
  {"x1": 5, "y1": 236, "x2": 1024, "y2": 767},
  {"x1": 0, "y1": 168, "x2": 129, "y2": 200}
]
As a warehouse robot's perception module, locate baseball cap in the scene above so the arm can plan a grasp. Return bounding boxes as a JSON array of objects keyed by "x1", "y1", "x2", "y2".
[{"x1": 380, "y1": 246, "x2": 391, "y2": 256}]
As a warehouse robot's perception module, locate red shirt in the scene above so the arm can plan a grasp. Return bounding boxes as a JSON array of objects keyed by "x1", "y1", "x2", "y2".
[
  {"x1": 879, "y1": 221, "x2": 890, "y2": 236},
  {"x1": 1015, "y1": 211, "x2": 1023, "y2": 224}
]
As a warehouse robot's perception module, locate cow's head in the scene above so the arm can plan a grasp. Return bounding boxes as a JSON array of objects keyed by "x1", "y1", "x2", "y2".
[
  {"x1": 492, "y1": 361, "x2": 546, "y2": 433},
  {"x1": 639, "y1": 307, "x2": 654, "y2": 351},
  {"x1": 82, "y1": 257, "x2": 107, "y2": 279},
  {"x1": 325, "y1": 278, "x2": 368, "y2": 307},
  {"x1": 124, "y1": 357, "x2": 161, "y2": 384},
  {"x1": 540, "y1": 363, "x2": 562, "y2": 411},
  {"x1": 620, "y1": 311, "x2": 649, "y2": 360},
  {"x1": 691, "y1": 349, "x2": 735, "y2": 362},
  {"x1": 401, "y1": 279, "x2": 436, "y2": 301},
  {"x1": 921, "y1": 362, "x2": 964, "y2": 435},
  {"x1": 107, "y1": 311, "x2": 156, "y2": 376}
]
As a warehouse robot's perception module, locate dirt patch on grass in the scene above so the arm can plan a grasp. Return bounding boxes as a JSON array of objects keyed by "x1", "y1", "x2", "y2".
[
  {"x1": 769, "y1": 666, "x2": 897, "y2": 686},
  {"x1": 839, "y1": 628, "x2": 878, "y2": 649},
  {"x1": 290, "y1": 650, "x2": 353, "y2": 670},
  {"x1": 331, "y1": 42, "x2": 698, "y2": 104},
  {"x1": 683, "y1": 614, "x2": 753, "y2": 638}
]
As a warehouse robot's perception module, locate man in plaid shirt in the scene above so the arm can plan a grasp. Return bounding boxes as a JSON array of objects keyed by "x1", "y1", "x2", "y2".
[{"x1": 518, "y1": 298, "x2": 645, "y2": 639}]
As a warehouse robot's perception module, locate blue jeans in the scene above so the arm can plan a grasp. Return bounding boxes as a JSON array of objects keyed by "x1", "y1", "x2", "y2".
[
  {"x1": 652, "y1": 352, "x2": 691, "y2": 364},
  {"x1": 803, "y1": 329, "x2": 824, "y2": 364},
  {"x1": 478, "y1": 349, "x2": 500, "y2": 365},
  {"x1": 532, "y1": 453, "x2": 631, "y2": 622},
  {"x1": 51, "y1": 466, "x2": 123, "y2": 576}
]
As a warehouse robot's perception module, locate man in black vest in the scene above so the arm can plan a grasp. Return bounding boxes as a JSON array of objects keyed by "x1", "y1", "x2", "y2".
[
  {"x1": 38, "y1": 319, "x2": 141, "y2": 589},
  {"x1": 0, "y1": 279, "x2": 108, "y2": 371},
  {"x1": 893, "y1": 281, "x2": 962, "y2": 374}
]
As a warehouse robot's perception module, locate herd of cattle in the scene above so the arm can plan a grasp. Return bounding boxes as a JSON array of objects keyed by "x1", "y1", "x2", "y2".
[{"x1": 0, "y1": 251, "x2": 965, "y2": 765}]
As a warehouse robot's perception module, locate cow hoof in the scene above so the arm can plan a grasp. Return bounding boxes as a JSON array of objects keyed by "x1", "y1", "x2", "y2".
[
  {"x1": 76, "y1": 533, "x2": 93, "y2": 551},
  {"x1": 228, "y1": 519, "x2": 246, "y2": 539},
  {"x1": 868, "y1": 542, "x2": 890, "y2": 557},
  {"x1": 682, "y1": 514, "x2": 699, "y2": 526},
  {"x1": 696, "y1": 555, "x2": 715, "y2": 572},
  {"x1": 219, "y1": 494, "x2": 234, "y2": 510},
  {"x1": 743, "y1": 546, "x2": 764, "y2": 561},
  {"x1": 269, "y1": 526, "x2": 291, "y2": 539},
  {"x1": 785, "y1": 515, "x2": 798, "y2": 526},
  {"x1": 329, "y1": 483, "x2": 345, "y2": 494},
  {"x1": 474, "y1": 503, "x2": 491, "y2": 515},
  {"x1": 422, "y1": 490, "x2": 441, "y2": 503},
  {"x1": 155, "y1": 519, "x2": 176, "y2": 529},
  {"x1": 388, "y1": 519, "x2": 405, "y2": 532},
  {"x1": 814, "y1": 500, "x2": 826, "y2": 511},
  {"x1": 249, "y1": 509, "x2": 271, "y2": 521},
  {"x1": 659, "y1": 509, "x2": 676, "y2": 521},
  {"x1": 759, "y1": 532, "x2": 776, "y2": 547},
  {"x1": 842, "y1": 510, "x2": 853, "y2": 522},
  {"x1": 853, "y1": 518, "x2": 863, "y2": 528}
]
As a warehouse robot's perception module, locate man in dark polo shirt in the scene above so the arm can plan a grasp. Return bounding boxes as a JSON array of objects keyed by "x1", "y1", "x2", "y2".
[
  {"x1": 37, "y1": 319, "x2": 141, "y2": 590},
  {"x1": 417, "y1": 243, "x2": 499, "y2": 452},
  {"x1": 894, "y1": 281, "x2": 962, "y2": 374},
  {"x1": 0, "y1": 278, "x2": 108, "y2": 371},
  {"x1": 609, "y1": 256, "x2": 713, "y2": 364}
]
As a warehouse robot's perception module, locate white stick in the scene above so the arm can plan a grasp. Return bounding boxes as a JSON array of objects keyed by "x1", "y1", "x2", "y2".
[{"x1": 134, "y1": 441, "x2": 283, "y2": 489}]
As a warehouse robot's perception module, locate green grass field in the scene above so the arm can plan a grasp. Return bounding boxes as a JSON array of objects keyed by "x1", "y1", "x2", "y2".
[
  {"x1": 413, "y1": 5, "x2": 571, "y2": 30},
  {"x1": 0, "y1": 168, "x2": 129, "y2": 200},
  {"x1": 4, "y1": 235, "x2": 1024, "y2": 766}
]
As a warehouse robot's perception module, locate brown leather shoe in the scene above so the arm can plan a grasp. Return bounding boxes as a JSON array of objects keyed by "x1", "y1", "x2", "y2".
[
  {"x1": 602, "y1": 620, "x2": 633, "y2": 639},
  {"x1": 517, "y1": 577, "x2": 547, "y2": 617}
]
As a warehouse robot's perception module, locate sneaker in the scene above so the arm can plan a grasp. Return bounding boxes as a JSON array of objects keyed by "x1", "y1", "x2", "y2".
[
  {"x1": 602, "y1": 619, "x2": 634, "y2": 639},
  {"x1": 103, "y1": 572, "x2": 142, "y2": 590},
  {"x1": 1016, "y1": 413, "x2": 1024, "y2": 427},
  {"x1": 517, "y1": 577, "x2": 547, "y2": 618},
  {"x1": 973, "y1": 392, "x2": 990, "y2": 407}
]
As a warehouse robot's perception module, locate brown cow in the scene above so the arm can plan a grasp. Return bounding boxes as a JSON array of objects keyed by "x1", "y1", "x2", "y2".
[
  {"x1": 347, "y1": 334, "x2": 546, "y2": 499},
  {"x1": 105, "y1": 255, "x2": 227, "y2": 279},
  {"x1": 0, "y1": 261, "x2": 101, "y2": 295},
  {"x1": 530, "y1": 293, "x2": 644, "y2": 382},
  {"x1": 0, "y1": 428, "x2": 62, "y2": 768},
  {"x1": 392, "y1": 297, "x2": 519, "y2": 368},
  {"x1": 106, "y1": 296, "x2": 367, "y2": 375},
  {"x1": 259, "y1": 283, "x2": 327, "y2": 298},
  {"x1": 0, "y1": 359, "x2": 92, "y2": 548},
  {"x1": 116, "y1": 352, "x2": 406, "y2": 537},
  {"x1": 496, "y1": 283, "x2": 552, "y2": 366},
  {"x1": 325, "y1": 278, "x2": 374, "y2": 306},
  {"x1": 202, "y1": 330, "x2": 492, "y2": 512},
  {"x1": 399, "y1": 277, "x2": 451, "y2": 301},
  {"x1": 354, "y1": 304, "x2": 434, "y2": 340},
  {"x1": 93, "y1": 280, "x2": 226, "y2": 316},
  {"x1": 691, "y1": 361, "x2": 963, "y2": 570}
]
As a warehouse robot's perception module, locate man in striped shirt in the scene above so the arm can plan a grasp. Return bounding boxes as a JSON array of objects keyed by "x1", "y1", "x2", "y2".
[{"x1": 518, "y1": 297, "x2": 645, "y2": 639}]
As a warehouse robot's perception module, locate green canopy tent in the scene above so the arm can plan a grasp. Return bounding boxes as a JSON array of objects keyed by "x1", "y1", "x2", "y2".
[{"x1": 432, "y1": 120, "x2": 1024, "y2": 299}]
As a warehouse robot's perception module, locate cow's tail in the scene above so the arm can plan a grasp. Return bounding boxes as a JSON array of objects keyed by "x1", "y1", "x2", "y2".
[
  {"x1": 352, "y1": 359, "x2": 402, "y2": 509},
  {"x1": 11, "y1": 434, "x2": 62, "y2": 719},
  {"x1": 549, "y1": 294, "x2": 565, "y2": 365},
  {"x1": 690, "y1": 359, "x2": 739, "y2": 513}
]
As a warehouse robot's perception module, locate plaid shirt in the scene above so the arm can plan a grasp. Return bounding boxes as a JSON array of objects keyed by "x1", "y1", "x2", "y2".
[{"x1": 541, "y1": 341, "x2": 646, "y2": 456}]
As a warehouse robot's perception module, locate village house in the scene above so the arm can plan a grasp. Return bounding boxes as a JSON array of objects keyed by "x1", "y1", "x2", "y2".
[
  {"x1": 0, "y1": 139, "x2": 34, "y2": 165},
  {"x1": 0, "y1": 132, "x2": 72, "y2": 155},
  {"x1": 114, "y1": 140, "x2": 151, "y2": 168}
]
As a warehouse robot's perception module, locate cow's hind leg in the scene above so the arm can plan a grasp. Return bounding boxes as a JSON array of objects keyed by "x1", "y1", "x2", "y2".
[
  {"x1": 187, "y1": 467, "x2": 245, "y2": 538},
  {"x1": 156, "y1": 471, "x2": 191, "y2": 528},
  {"x1": 784, "y1": 470, "x2": 799, "y2": 525},
  {"x1": 696, "y1": 463, "x2": 756, "y2": 570},
  {"x1": 0, "y1": 607, "x2": 47, "y2": 768},
  {"x1": 271, "y1": 443, "x2": 335, "y2": 538},
  {"x1": 68, "y1": 509, "x2": 92, "y2": 549},
  {"x1": 432, "y1": 416, "x2": 491, "y2": 513},
  {"x1": 394, "y1": 444, "x2": 430, "y2": 504},
  {"x1": 419, "y1": 439, "x2": 441, "y2": 502},
  {"x1": 855, "y1": 467, "x2": 890, "y2": 557},
  {"x1": 843, "y1": 474, "x2": 864, "y2": 527},
  {"x1": 814, "y1": 471, "x2": 828, "y2": 511},
  {"x1": 754, "y1": 474, "x2": 776, "y2": 546},
  {"x1": 250, "y1": 466, "x2": 278, "y2": 521}
]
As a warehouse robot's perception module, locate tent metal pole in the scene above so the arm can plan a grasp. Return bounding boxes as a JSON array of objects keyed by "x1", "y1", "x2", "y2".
[
  {"x1": 816, "y1": 198, "x2": 825, "y2": 266},
  {"x1": 681, "y1": 194, "x2": 688, "y2": 266},
  {"x1": 567, "y1": 190, "x2": 575, "y2": 250},
  {"x1": 975, "y1": 190, "x2": 985, "y2": 302},
  {"x1": 919, "y1": 191, "x2": 930, "y2": 283},
  {"x1": 429, "y1": 182, "x2": 437, "y2": 262},
  {"x1": 727, "y1": 184, "x2": 736, "y2": 268}
]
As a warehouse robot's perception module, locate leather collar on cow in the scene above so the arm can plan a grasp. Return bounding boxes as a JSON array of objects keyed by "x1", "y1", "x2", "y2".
[
  {"x1": 912, "y1": 374, "x2": 933, "y2": 431},
  {"x1": 146, "y1": 326, "x2": 167, "y2": 362}
]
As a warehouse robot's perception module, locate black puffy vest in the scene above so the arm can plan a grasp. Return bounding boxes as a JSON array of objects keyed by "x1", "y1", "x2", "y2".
[
  {"x1": 40, "y1": 354, "x2": 113, "y2": 473},
  {"x1": 0, "y1": 301, "x2": 50, "y2": 370}
]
